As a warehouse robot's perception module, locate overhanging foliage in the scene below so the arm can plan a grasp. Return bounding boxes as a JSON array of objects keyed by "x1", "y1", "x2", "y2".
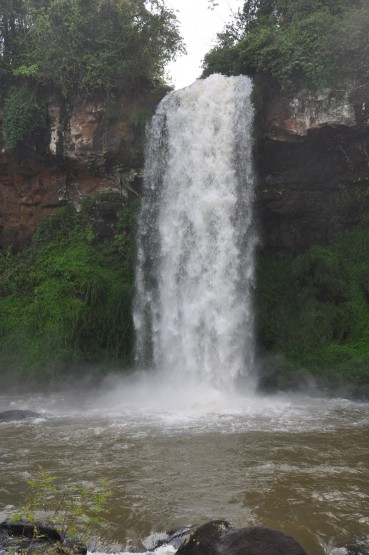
[
  {"x1": 0, "y1": 0, "x2": 184, "y2": 149},
  {"x1": 203, "y1": 0, "x2": 369, "y2": 92}
]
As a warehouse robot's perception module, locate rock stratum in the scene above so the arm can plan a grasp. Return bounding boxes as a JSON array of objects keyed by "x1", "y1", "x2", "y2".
[
  {"x1": 1, "y1": 83, "x2": 369, "y2": 251},
  {"x1": 256, "y1": 84, "x2": 369, "y2": 249},
  {"x1": 0, "y1": 89, "x2": 162, "y2": 251}
]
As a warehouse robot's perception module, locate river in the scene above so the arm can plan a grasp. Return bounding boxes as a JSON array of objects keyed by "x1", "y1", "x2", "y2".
[{"x1": 0, "y1": 378, "x2": 368, "y2": 555}]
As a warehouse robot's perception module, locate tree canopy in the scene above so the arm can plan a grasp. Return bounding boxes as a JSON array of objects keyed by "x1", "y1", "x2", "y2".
[
  {"x1": 0, "y1": 0, "x2": 183, "y2": 149},
  {"x1": 1, "y1": 0, "x2": 183, "y2": 98},
  {"x1": 203, "y1": 0, "x2": 369, "y2": 92}
]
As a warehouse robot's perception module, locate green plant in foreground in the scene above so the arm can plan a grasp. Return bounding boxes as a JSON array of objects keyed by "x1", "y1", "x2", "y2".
[{"x1": 12, "y1": 470, "x2": 111, "y2": 544}]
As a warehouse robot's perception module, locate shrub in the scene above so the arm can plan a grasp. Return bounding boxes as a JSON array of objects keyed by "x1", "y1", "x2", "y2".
[
  {"x1": 13, "y1": 470, "x2": 111, "y2": 543},
  {"x1": 203, "y1": 0, "x2": 369, "y2": 93},
  {"x1": 3, "y1": 85, "x2": 45, "y2": 150},
  {"x1": 0, "y1": 198, "x2": 138, "y2": 384},
  {"x1": 255, "y1": 227, "x2": 369, "y2": 391}
]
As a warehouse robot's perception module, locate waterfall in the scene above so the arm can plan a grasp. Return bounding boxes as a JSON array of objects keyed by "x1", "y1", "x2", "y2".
[{"x1": 134, "y1": 74, "x2": 256, "y2": 389}]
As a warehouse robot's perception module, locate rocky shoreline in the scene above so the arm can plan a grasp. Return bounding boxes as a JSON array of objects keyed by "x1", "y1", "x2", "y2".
[{"x1": 1, "y1": 518, "x2": 367, "y2": 555}]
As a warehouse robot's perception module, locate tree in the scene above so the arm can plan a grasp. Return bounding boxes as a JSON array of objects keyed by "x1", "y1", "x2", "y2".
[
  {"x1": 0, "y1": 0, "x2": 28, "y2": 82},
  {"x1": 23, "y1": 0, "x2": 183, "y2": 99},
  {"x1": 0, "y1": 0, "x2": 184, "y2": 149},
  {"x1": 203, "y1": 0, "x2": 369, "y2": 93}
]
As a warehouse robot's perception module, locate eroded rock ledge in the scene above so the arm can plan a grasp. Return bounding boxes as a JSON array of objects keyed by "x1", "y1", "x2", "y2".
[
  {"x1": 0, "y1": 89, "x2": 162, "y2": 251},
  {"x1": 1, "y1": 84, "x2": 369, "y2": 251},
  {"x1": 257, "y1": 85, "x2": 369, "y2": 249}
]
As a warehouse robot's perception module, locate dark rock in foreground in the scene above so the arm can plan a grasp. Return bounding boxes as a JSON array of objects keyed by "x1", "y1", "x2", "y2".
[
  {"x1": 343, "y1": 546, "x2": 369, "y2": 555},
  {"x1": 176, "y1": 520, "x2": 307, "y2": 555},
  {"x1": 161, "y1": 526, "x2": 193, "y2": 550},
  {"x1": 0, "y1": 410, "x2": 41, "y2": 422},
  {"x1": 145, "y1": 525, "x2": 193, "y2": 551},
  {"x1": 0, "y1": 520, "x2": 86, "y2": 554},
  {"x1": 0, "y1": 520, "x2": 62, "y2": 544}
]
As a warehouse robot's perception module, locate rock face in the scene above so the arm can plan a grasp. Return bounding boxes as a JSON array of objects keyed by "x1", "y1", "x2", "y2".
[
  {"x1": 176, "y1": 520, "x2": 307, "y2": 555},
  {"x1": 1, "y1": 83, "x2": 369, "y2": 252},
  {"x1": 0, "y1": 520, "x2": 86, "y2": 555},
  {"x1": 143, "y1": 526, "x2": 193, "y2": 551},
  {"x1": 264, "y1": 88, "x2": 357, "y2": 142},
  {"x1": 0, "y1": 89, "x2": 161, "y2": 251},
  {"x1": 256, "y1": 85, "x2": 369, "y2": 249}
]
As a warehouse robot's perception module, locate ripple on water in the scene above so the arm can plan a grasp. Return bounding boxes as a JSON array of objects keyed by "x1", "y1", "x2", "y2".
[{"x1": 0, "y1": 385, "x2": 368, "y2": 555}]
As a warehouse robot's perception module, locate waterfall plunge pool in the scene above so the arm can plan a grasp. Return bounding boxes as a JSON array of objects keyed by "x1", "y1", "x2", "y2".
[{"x1": 0, "y1": 379, "x2": 368, "y2": 555}]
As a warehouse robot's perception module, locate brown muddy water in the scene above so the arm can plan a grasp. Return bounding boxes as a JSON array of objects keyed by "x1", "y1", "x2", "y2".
[{"x1": 0, "y1": 375, "x2": 368, "y2": 555}]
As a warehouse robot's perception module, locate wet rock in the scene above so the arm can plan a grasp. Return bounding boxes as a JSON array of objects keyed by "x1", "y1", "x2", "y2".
[
  {"x1": 218, "y1": 526, "x2": 308, "y2": 555},
  {"x1": 176, "y1": 520, "x2": 307, "y2": 555},
  {"x1": 164, "y1": 526, "x2": 193, "y2": 550},
  {"x1": 255, "y1": 83, "x2": 369, "y2": 250},
  {"x1": 0, "y1": 520, "x2": 62, "y2": 543},
  {"x1": 0, "y1": 410, "x2": 40, "y2": 422},
  {"x1": 176, "y1": 520, "x2": 232, "y2": 555},
  {"x1": 145, "y1": 526, "x2": 193, "y2": 551},
  {"x1": 0, "y1": 520, "x2": 86, "y2": 555}
]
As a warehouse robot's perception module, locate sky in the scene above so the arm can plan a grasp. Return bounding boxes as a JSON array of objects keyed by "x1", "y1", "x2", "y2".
[{"x1": 164, "y1": 0, "x2": 244, "y2": 90}]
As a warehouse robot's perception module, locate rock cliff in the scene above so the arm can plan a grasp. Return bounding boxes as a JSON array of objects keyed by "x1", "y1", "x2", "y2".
[
  {"x1": 256, "y1": 85, "x2": 369, "y2": 249},
  {"x1": 0, "y1": 89, "x2": 163, "y2": 251},
  {"x1": 1, "y1": 83, "x2": 369, "y2": 252}
]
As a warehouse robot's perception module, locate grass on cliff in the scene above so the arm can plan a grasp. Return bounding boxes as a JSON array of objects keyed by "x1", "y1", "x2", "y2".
[
  {"x1": 0, "y1": 197, "x2": 138, "y2": 386},
  {"x1": 256, "y1": 226, "x2": 369, "y2": 395}
]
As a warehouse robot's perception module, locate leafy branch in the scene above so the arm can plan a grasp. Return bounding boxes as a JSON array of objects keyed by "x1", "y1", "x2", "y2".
[{"x1": 12, "y1": 470, "x2": 111, "y2": 543}]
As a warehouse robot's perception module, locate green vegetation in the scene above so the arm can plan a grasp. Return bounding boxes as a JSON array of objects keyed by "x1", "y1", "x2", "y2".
[
  {"x1": 203, "y1": 0, "x2": 369, "y2": 394},
  {"x1": 203, "y1": 0, "x2": 369, "y2": 92},
  {"x1": 13, "y1": 470, "x2": 110, "y2": 543},
  {"x1": 0, "y1": 196, "x2": 138, "y2": 386},
  {"x1": 0, "y1": 0, "x2": 183, "y2": 149},
  {"x1": 2, "y1": 84, "x2": 46, "y2": 149},
  {"x1": 2, "y1": 196, "x2": 369, "y2": 394},
  {"x1": 256, "y1": 228, "x2": 369, "y2": 394}
]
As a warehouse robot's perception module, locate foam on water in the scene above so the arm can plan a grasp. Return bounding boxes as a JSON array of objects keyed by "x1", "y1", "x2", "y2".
[
  {"x1": 2, "y1": 376, "x2": 368, "y2": 435},
  {"x1": 1, "y1": 385, "x2": 369, "y2": 555}
]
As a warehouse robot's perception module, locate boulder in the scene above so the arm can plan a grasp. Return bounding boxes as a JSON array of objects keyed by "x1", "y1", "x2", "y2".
[
  {"x1": 0, "y1": 520, "x2": 86, "y2": 555},
  {"x1": 0, "y1": 520, "x2": 62, "y2": 544},
  {"x1": 144, "y1": 526, "x2": 193, "y2": 551},
  {"x1": 176, "y1": 520, "x2": 307, "y2": 555},
  {"x1": 0, "y1": 410, "x2": 41, "y2": 422},
  {"x1": 341, "y1": 546, "x2": 369, "y2": 555}
]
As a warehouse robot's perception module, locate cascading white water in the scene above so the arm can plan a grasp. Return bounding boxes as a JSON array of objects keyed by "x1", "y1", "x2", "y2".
[{"x1": 134, "y1": 74, "x2": 256, "y2": 389}]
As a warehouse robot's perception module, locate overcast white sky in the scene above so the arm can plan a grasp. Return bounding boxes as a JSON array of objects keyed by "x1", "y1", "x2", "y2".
[{"x1": 164, "y1": 0, "x2": 243, "y2": 90}]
